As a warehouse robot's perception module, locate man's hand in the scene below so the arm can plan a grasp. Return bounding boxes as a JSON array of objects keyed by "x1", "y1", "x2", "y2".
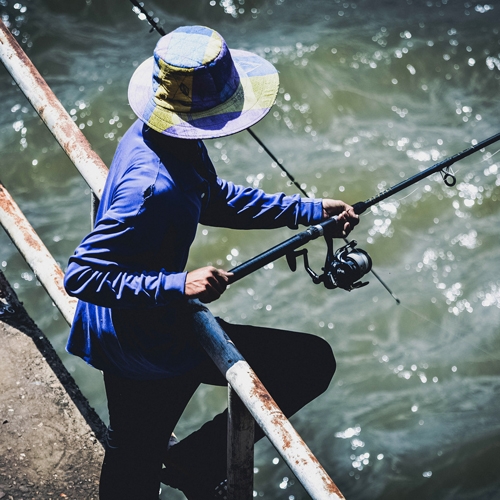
[
  {"x1": 322, "y1": 199, "x2": 359, "y2": 238},
  {"x1": 185, "y1": 266, "x2": 233, "y2": 303}
]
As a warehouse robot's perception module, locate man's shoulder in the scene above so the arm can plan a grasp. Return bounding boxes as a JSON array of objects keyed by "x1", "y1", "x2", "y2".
[{"x1": 110, "y1": 122, "x2": 159, "y2": 172}]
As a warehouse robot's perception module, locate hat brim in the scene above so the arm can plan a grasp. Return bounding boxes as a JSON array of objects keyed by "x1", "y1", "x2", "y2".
[{"x1": 128, "y1": 49, "x2": 279, "y2": 140}]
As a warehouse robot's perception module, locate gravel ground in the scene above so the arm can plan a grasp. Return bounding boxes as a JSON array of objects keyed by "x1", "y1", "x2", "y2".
[{"x1": 0, "y1": 271, "x2": 105, "y2": 500}]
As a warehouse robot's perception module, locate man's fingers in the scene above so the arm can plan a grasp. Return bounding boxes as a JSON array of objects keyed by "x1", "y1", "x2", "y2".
[
  {"x1": 333, "y1": 210, "x2": 358, "y2": 238},
  {"x1": 185, "y1": 267, "x2": 233, "y2": 302},
  {"x1": 207, "y1": 270, "x2": 229, "y2": 293}
]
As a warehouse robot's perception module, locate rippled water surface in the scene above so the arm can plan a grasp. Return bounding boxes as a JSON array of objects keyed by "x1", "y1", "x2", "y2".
[{"x1": 1, "y1": 0, "x2": 500, "y2": 498}]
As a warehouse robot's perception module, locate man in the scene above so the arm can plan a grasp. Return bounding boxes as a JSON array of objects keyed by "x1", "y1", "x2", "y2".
[{"x1": 64, "y1": 25, "x2": 358, "y2": 499}]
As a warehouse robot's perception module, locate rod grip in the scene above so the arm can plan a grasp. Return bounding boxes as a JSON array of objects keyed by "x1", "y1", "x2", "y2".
[{"x1": 352, "y1": 201, "x2": 368, "y2": 215}]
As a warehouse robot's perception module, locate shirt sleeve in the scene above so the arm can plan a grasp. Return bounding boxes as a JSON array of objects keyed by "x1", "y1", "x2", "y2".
[
  {"x1": 64, "y1": 219, "x2": 187, "y2": 309},
  {"x1": 200, "y1": 176, "x2": 324, "y2": 230},
  {"x1": 64, "y1": 164, "x2": 187, "y2": 309}
]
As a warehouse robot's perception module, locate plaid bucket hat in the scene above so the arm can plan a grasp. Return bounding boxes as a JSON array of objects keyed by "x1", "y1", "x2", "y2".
[{"x1": 128, "y1": 25, "x2": 279, "y2": 139}]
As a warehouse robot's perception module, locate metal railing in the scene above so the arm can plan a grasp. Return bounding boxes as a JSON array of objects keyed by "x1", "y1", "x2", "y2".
[{"x1": 0, "y1": 20, "x2": 345, "y2": 500}]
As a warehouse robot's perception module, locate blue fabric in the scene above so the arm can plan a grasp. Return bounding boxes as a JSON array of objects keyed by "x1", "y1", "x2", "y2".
[{"x1": 64, "y1": 120, "x2": 324, "y2": 379}]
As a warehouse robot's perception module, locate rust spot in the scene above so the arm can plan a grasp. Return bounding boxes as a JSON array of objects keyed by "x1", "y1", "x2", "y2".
[
  {"x1": 308, "y1": 447, "x2": 344, "y2": 498},
  {"x1": 0, "y1": 184, "x2": 42, "y2": 252},
  {"x1": 321, "y1": 473, "x2": 344, "y2": 498},
  {"x1": 281, "y1": 434, "x2": 292, "y2": 450},
  {"x1": 249, "y1": 371, "x2": 275, "y2": 411},
  {"x1": 0, "y1": 21, "x2": 108, "y2": 197},
  {"x1": 306, "y1": 449, "x2": 322, "y2": 467},
  {"x1": 248, "y1": 371, "x2": 298, "y2": 451},
  {"x1": 23, "y1": 232, "x2": 42, "y2": 252}
]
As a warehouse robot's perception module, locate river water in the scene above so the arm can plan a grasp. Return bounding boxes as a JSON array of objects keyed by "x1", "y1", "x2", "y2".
[{"x1": 1, "y1": 0, "x2": 499, "y2": 498}]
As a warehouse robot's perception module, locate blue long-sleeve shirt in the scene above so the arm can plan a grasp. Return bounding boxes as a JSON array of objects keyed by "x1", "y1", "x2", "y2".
[{"x1": 64, "y1": 120, "x2": 324, "y2": 379}]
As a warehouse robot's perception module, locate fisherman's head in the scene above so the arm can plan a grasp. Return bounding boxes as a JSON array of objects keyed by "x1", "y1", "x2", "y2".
[{"x1": 128, "y1": 25, "x2": 279, "y2": 140}]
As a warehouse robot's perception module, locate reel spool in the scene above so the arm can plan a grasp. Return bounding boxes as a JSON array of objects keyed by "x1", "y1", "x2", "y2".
[{"x1": 286, "y1": 239, "x2": 372, "y2": 291}]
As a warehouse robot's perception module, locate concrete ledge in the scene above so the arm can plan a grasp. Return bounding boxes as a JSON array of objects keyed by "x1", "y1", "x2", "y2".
[{"x1": 0, "y1": 271, "x2": 105, "y2": 499}]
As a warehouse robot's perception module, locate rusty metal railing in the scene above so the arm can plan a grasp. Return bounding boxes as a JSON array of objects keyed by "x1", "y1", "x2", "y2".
[
  {"x1": 0, "y1": 20, "x2": 345, "y2": 499},
  {"x1": 0, "y1": 23, "x2": 108, "y2": 196},
  {"x1": 0, "y1": 181, "x2": 77, "y2": 324}
]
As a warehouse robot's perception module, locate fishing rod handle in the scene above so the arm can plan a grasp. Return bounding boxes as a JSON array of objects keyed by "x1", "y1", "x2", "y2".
[{"x1": 228, "y1": 217, "x2": 338, "y2": 284}]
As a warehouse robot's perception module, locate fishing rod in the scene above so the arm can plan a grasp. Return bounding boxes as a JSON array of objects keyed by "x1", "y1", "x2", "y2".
[
  {"x1": 130, "y1": 0, "x2": 166, "y2": 35},
  {"x1": 227, "y1": 131, "x2": 500, "y2": 291},
  {"x1": 127, "y1": 2, "x2": 499, "y2": 295},
  {"x1": 128, "y1": 0, "x2": 400, "y2": 298}
]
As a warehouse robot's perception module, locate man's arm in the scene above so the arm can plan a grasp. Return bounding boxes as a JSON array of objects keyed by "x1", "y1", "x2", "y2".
[
  {"x1": 200, "y1": 177, "x2": 324, "y2": 230},
  {"x1": 201, "y1": 176, "x2": 358, "y2": 236},
  {"x1": 63, "y1": 217, "x2": 187, "y2": 308},
  {"x1": 63, "y1": 163, "x2": 190, "y2": 309}
]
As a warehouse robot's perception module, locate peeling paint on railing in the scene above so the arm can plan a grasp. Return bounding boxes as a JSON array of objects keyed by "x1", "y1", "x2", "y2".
[
  {"x1": 0, "y1": 182, "x2": 77, "y2": 325},
  {"x1": 0, "y1": 20, "x2": 108, "y2": 198}
]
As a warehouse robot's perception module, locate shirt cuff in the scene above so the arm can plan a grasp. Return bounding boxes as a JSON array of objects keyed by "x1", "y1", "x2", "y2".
[
  {"x1": 159, "y1": 271, "x2": 188, "y2": 302},
  {"x1": 299, "y1": 198, "x2": 324, "y2": 225}
]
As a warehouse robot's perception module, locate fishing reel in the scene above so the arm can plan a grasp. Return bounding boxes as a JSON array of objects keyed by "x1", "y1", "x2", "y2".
[{"x1": 286, "y1": 238, "x2": 372, "y2": 291}]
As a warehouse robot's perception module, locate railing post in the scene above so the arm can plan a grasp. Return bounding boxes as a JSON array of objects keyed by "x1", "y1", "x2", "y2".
[
  {"x1": 91, "y1": 191, "x2": 100, "y2": 228},
  {"x1": 227, "y1": 385, "x2": 255, "y2": 499}
]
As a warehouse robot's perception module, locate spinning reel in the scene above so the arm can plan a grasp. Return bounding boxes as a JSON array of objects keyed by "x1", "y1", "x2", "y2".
[{"x1": 286, "y1": 237, "x2": 372, "y2": 291}]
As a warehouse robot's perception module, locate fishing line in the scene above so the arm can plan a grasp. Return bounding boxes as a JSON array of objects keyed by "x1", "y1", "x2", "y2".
[
  {"x1": 364, "y1": 186, "x2": 421, "y2": 211},
  {"x1": 397, "y1": 301, "x2": 500, "y2": 362},
  {"x1": 480, "y1": 147, "x2": 500, "y2": 160},
  {"x1": 363, "y1": 146, "x2": 500, "y2": 359}
]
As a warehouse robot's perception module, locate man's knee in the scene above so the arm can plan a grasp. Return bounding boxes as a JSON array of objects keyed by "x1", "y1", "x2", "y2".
[
  {"x1": 278, "y1": 334, "x2": 335, "y2": 417},
  {"x1": 305, "y1": 335, "x2": 336, "y2": 397}
]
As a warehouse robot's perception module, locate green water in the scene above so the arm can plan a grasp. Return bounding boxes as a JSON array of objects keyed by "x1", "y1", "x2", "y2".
[{"x1": 1, "y1": 0, "x2": 500, "y2": 498}]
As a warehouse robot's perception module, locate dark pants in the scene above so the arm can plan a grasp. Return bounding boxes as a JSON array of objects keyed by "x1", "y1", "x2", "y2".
[{"x1": 99, "y1": 319, "x2": 336, "y2": 499}]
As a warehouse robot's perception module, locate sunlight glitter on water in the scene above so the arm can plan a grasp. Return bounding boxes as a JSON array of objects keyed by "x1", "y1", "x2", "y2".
[
  {"x1": 478, "y1": 283, "x2": 500, "y2": 308},
  {"x1": 1, "y1": 1, "x2": 500, "y2": 499}
]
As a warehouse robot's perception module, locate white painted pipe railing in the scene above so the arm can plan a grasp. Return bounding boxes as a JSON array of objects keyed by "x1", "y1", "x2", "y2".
[
  {"x1": 0, "y1": 20, "x2": 108, "y2": 199},
  {"x1": 0, "y1": 181, "x2": 77, "y2": 325},
  {"x1": 0, "y1": 20, "x2": 345, "y2": 499}
]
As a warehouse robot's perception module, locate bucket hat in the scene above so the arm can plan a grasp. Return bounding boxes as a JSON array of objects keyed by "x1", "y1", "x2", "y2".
[{"x1": 128, "y1": 25, "x2": 279, "y2": 139}]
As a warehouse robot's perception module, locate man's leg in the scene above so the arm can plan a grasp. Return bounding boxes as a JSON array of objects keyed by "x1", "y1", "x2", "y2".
[
  {"x1": 162, "y1": 320, "x2": 336, "y2": 496},
  {"x1": 99, "y1": 371, "x2": 199, "y2": 500}
]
